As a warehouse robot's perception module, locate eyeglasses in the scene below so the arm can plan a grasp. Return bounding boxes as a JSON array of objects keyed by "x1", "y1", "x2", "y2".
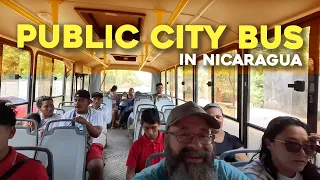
[
  {"x1": 274, "y1": 139, "x2": 317, "y2": 156},
  {"x1": 166, "y1": 132, "x2": 215, "y2": 145}
]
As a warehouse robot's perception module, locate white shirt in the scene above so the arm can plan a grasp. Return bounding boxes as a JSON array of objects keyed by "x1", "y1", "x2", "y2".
[
  {"x1": 91, "y1": 104, "x2": 112, "y2": 131},
  {"x1": 278, "y1": 173, "x2": 303, "y2": 180},
  {"x1": 57, "y1": 108, "x2": 104, "y2": 149}
]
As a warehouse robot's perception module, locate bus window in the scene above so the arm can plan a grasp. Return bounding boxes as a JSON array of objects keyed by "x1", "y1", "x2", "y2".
[
  {"x1": 167, "y1": 68, "x2": 175, "y2": 98},
  {"x1": 184, "y1": 64, "x2": 193, "y2": 102},
  {"x1": 65, "y1": 65, "x2": 73, "y2": 102},
  {"x1": 161, "y1": 71, "x2": 166, "y2": 93},
  {"x1": 35, "y1": 54, "x2": 53, "y2": 98},
  {"x1": 177, "y1": 66, "x2": 184, "y2": 105},
  {"x1": 84, "y1": 75, "x2": 90, "y2": 91},
  {"x1": 52, "y1": 59, "x2": 65, "y2": 107},
  {"x1": 248, "y1": 27, "x2": 309, "y2": 129},
  {"x1": 197, "y1": 60, "x2": 212, "y2": 107},
  {"x1": 247, "y1": 27, "x2": 310, "y2": 152},
  {"x1": 214, "y1": 50, "x2": 238, "y2": 118},
  {"x1": 101, "y1": 70, "x2": 152, "y2": 93},
  {"x1": 0, "y1": 44, "x2": 33, "y2": 117}
]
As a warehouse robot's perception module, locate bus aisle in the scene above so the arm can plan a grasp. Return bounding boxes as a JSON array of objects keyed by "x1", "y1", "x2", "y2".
[{"x1": 104, "y1": 129, "x2": 132, "y2": 179}]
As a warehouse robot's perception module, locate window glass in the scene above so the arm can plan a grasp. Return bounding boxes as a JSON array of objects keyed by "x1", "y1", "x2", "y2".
[
  {"x1": 184, "y1": 65, "x2": 193, "y2": 101},
  {"x1": 214, "y1": 50, "x2": 238, "y2": 118},
  {"x1": 35, "y1": 54, "x2": 53, "y2": 98},
  {"x1": 167, "y1": 68, "x2": 175, "y2": 97},
  {"x1": 0, "y1": 44, "x2": 33, "y2": 117},
  {"x1": 249, "y1": 27, "x2": 310, "y2": 128},
  {"x1": 197, "y1": 60, "x2": 212, "y2": 106},
  {"x1": 101, "y1": 70, "x2": 152, "y2": 92},
  {"x1": 177, "y1": 66, "x2": 184, "y2": 100}
]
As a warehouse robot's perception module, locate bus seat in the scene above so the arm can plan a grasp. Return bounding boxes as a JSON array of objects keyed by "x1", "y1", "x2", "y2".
[
  {"x1": 163, "y1": 109, "x2": 172, "y2": 122},
  {"x1": 54, "y1": 108, "x2": 65, "y2": 116},
  {"x1": 145, "y1": 152, "x2": 165, "y2": 168},
  {"x1": 161, "y1": 105, "x2": 175, "y2": 112},
  {"x1": 15, "y1": 146, "x2": 54, "y2": 180},
  {"x1": 61, "y1": 106, "x2": 74, "y2": 112},
  {"x1": 103, "y1": 97, "x2": 112, "y2": 110},
  {"x1": 155, "y1": 97, "x2": 174, "y2": 112},
  {"x1": 37, "y1": 119, "x2": 87, "y2": 180},
  {"x1": 58, "y1": 101, "x2": 74, "y2": 108},
  {"x1": 9, "y1": 119, "x2": 39, "y2": 158},
  {"x1": 219, "y1": 149, "x2": 259, "y2": 168}
]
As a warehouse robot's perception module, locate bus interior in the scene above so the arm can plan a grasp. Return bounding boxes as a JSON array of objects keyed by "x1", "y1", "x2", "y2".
[{"x1": 1, "y1": 0, "x2": 320, "y2": 179}]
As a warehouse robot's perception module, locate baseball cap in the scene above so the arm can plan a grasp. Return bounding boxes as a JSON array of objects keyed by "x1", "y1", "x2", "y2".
[
  {"x1": 74, "y1": 90, "x2": 91, "y2": 99},
  {"x1": 203, "y1": 103, "x2": 223, "y2": 112},
  {"x1": 91, "y1": 92, "x2": 103, "y2": 98},
  {"x1": 165, "y1": 101, "x2": 220, "y2": 131}
]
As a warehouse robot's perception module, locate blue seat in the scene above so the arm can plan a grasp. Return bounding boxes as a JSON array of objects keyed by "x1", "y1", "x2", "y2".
[
  {"x1": 37, "y1": 119, "x2": 87, "y2": 180},
  {"x1": 219, "y1": 149, "x2": 259, "y2": 168},
  {"x1": 15, "y1": 146, "x2": 54, "y2": 180}
]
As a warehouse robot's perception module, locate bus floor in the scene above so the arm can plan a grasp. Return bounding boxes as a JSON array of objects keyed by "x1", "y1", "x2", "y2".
[{"x1": 103, "y1": 129, "x2": 132, "y2": 180}]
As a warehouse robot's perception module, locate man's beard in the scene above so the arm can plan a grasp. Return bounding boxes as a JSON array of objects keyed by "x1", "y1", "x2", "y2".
[{"x1": 165, "y1": 143, "x2": 217, "y2": 180}]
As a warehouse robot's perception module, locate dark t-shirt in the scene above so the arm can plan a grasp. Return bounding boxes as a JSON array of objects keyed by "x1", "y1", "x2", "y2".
[{"x1": 215, "y1": 131, "x2": 243, "y2": 162}]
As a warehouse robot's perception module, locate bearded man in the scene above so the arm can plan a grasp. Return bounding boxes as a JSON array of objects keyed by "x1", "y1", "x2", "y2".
[{"x1": 132, "y1": 101, "x2": 249, "y2": 180}]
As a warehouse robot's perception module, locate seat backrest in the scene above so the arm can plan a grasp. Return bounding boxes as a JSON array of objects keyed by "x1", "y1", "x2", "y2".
[
  {"x1": 58, "y1": 101, "x2": 74, "y2": 108},
  {"x1": 103, "y1": 97, "x2": 112, "y2": 110},
  {"x1": 14, "y1": 146, "x2": 54, "y2": 180},
  {"x1": 61, "y1": 106, "x2": 74, "y2": 112},
  {"x1": 219, "y1": 149, "x2": 259, "y2": 168},
  {"x1": 155, "y1": 97, "x2": 174, "y2": 112},
  {"x1": 37, "y1": 119, "x2": 87, "y2": 180},
  {"x1": 145, "y1": 152, "x2": 165, "y2": 167},
  {"x1": 9, "y1": 119, "x2": 38, "y2": 158},
  {"x1": 54, "y1": 108, "x2": 65, "y2": 116}
]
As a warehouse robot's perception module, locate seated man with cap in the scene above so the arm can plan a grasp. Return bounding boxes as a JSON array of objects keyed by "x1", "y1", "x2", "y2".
[
  {"x1": 91, "y1": 92, "x2": 112, "y2": 146},
  {"x1": 132, "y1": 101, "x2": 249, "y2": 180},
  {"x1": 57, "y1": 90, "x2": 104, "y2": 180}
]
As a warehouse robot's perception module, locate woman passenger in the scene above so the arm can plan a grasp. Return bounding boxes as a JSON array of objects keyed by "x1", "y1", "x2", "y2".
[
  {"x1": 106, "y1": 85, "x2": 118, "y2": 129},
  {"x1": 243, "y1": 116, "x2": 320, "y2": 180},
  {"x1": 204, "y1": 103, "x2": 247, "y2": 162}
]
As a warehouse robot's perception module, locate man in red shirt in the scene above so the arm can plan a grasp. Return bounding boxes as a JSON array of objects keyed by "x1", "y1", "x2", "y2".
[
  {"x1": 126, "y1": 108, "x2": 164, "y2": 180},
  {"x1": 0, "y1": 101, "x2": 48, "y2": 180}
]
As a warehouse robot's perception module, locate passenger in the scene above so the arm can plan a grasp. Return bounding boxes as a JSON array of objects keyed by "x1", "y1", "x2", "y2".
[
  {"x1": 35, "y1": 96, "x2": 61, "y2": 134},
  {"x1": 119, "y1": 88, "x2": 135, "y2": 128},
  {"x1": 23, "y1": 113, "x2": 41, "y2": 133},
  {"x1": 122, "y1": 91, "x2": 141, "y2": 129},
  {"x1": 106, "y1": 85, "x2": 118, "y2": 129},
  {"x1": 91, "y1": 92, "x2": 112, "y2": 146},
  {"x1": 133, "y1": 101, "x2": 250, "y2": 180},
  {"x1": 243, "y1": 116, "x2": 320, "y2": 180},
  {"x1": 152, "y1": 83, "x2": 166, "y2": 103},
  {"x1": 57, "y1": 90, "x2": 104, "y2": 180},
  {"x1": 0, "y1": 101, "x2": 48, "y2": 179},
  {"x1": 204, "y1": 103, "x2": 247, "y2": 162},
  {"x1": 126, "y1": 108, "x2": 164, "y2": 180}
]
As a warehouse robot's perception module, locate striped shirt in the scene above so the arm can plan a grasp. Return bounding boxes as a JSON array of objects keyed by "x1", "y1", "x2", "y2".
[{"x1": 58, "y1": 108, "x2": 104, "y2": 150}]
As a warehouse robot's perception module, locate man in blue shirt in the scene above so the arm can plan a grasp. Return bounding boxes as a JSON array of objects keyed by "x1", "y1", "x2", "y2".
[{"x1": 133, "y1": 101, "x2": 249, "y2": 180}]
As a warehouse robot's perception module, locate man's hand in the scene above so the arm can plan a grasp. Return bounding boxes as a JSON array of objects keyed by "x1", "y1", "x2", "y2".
[
  {"x1": 129, "y1": 106, "x2": 133, "y2": 110},
  {"x1": 73, "y1": 116, "x2": 88, "y2": 125},
  {"x1": 39, "y1": 129, "x2": 44, "y2": 135}
]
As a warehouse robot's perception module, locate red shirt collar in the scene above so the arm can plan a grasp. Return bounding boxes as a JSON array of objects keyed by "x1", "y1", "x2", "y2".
[
  {"x1": 142, "y1": 131, "x2": 163, "y2": 144},
  {"x1": 0, "y1": 146, "x2": 17, "y2": 173}
]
